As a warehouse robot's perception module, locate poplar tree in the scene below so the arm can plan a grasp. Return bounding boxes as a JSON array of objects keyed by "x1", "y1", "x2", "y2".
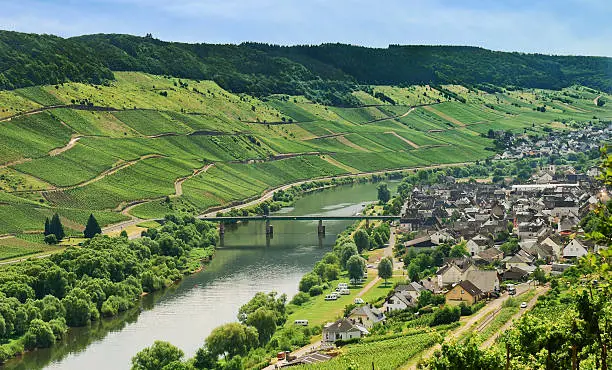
[
  {"x1": 83, "y1": 214, "x2": 102, "y2": 239},
  {"x1": 44, "y1": 217, "x2": 50, "y2": 236},
  {"x1": 49, "y1": 213, "x2": 65, "y2": 240}
]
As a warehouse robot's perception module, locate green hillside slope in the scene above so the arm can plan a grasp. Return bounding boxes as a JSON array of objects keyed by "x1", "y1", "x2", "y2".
[{"x1": 0, "y1": 71, "x2": 610, "y2": 241}]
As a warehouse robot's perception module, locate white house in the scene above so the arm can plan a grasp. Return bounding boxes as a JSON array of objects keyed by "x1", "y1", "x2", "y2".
[
  {"x1": 322, "y1": 318, "x2": 368, "y2": 343},
  {"x1": 430, "y1": 230, "x2": 455, "y2": 246},
  {"x1": 382, "y1": 292, "x2": 414, "y2": 312},
  {"x1": 563, "y1": 239, "x2": 588, "y2": 259}
]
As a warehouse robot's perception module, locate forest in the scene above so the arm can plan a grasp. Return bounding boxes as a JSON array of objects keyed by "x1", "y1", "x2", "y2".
[{"x1": 1, "y1": 31, "x2": 611, "y2": 105}]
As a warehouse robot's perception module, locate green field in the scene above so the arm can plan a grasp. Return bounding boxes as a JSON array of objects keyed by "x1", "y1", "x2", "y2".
[{"x1": 0, "y1": 73, "x2": 609, "y2": 235}]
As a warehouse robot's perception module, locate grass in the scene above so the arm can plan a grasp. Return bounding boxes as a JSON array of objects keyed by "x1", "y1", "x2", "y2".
[
  {"x1": 286, "y1": 272, "x2": 376, "y2": 327},
  {"x1": 0, "y1": 236, "x2": 58, "y2": 260}
]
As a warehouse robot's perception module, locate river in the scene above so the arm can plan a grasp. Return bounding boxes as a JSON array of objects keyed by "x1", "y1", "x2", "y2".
[{"x1": 3, "y1": 181, "x2": 396, "y2": 370}]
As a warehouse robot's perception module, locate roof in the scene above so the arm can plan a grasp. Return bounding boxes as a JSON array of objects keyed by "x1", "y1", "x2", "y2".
[
  {"x1": 286, "y1": 352, "x2": 333, "y2": 367},
  {"x1": 477, "y1": 247, "x2": 503, "y2": 261},
  {"x1": 349, "y1": 305, "x2": 385, "y2": 323},
  {"x1": 451, "y1": 280, "x2": 483, "y2": 297},
  {"x1": 465, "y1": 270, "x2": 498, "y2": 293},
  {"x1": 395, "y1": 282, "x2": 424, "y2": 293},
  {"x1": 323, "y1": 318, "x2": 362, "y2": 334}
]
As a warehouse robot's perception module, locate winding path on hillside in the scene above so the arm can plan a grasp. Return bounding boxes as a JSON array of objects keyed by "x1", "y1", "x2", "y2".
[
  {"x1": 174, "y1": 163, "x2": 214, "y2": 197},
  {"x1": 594, "y1": 95, "x2": 601, "y2": 106},
  {"x1": 48, "y1": 136, "x2": 82, "y2": 156}
]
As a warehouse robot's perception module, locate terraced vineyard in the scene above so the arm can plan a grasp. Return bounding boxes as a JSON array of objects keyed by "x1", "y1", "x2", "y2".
[{"x1": 0, "y1": 72, "x2": 610, "y2": 243}]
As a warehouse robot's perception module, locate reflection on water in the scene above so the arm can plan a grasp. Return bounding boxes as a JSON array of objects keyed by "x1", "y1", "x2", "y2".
[{"x1": 3, "y1": 181, "x2": 396, "y2": 370}]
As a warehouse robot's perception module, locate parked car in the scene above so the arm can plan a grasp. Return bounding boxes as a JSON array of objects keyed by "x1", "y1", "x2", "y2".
[
  {"x1": 325, "y1": 294, "x2": 338, "y2": 301},
  {"x1": 520, "y1": 302, "x2": 527, "y2": 308},
  {"x1": 354, "y1": 298, "x2": 364, "y2": 304},
  {"x1": 339, "y1": 288, "x2": 350, "y2": 295},
  {"x1": 337, "y1": 283, "x2": 348, "y2": 289},
  {"x1": 294, "y1": 319, "x2": 309, "y2": 326}
]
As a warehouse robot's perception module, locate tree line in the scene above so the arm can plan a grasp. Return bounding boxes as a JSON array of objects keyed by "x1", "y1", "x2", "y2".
[
  {"x1": 0, "y1": 214, "x2": 218, "y2": 363},
  {"x1": 2, "y1": 31, "x2": 611, "y2": 106}
]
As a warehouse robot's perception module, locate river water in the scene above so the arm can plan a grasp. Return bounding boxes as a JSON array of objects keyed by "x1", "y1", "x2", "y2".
[{"x1": 3, "y1": 181, "x2": 395, "y2": 370}]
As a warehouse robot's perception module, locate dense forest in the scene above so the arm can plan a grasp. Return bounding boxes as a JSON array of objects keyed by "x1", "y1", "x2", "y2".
[{"x1": 1, "y1": 31, "x2": 611, "y2": 105}]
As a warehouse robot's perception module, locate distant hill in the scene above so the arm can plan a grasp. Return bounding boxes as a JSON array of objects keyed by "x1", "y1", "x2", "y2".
[{"x1": 1, "y1": 31, "x2": 611, "y2": 105}]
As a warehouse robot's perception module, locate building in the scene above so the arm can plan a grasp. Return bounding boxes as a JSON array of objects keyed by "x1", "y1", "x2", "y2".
[
  {"x1": 445, "y1": 280, "x2": 483, "y2": 306},
  {"x1": 322, "y1": 318, "x2": 368, "y2": 343},
  {"x1": 348, "y1": 305, "x2": 385, "y2": 329},
  {"x1": 464, "y1": 270, "x2": 500, "y2": 294},
  {"x1": 563, "y1": 239, "x2": 589, "y2": 259}
]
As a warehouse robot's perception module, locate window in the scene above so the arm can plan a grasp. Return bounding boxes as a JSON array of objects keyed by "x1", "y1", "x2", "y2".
[{"x1": 461, "y1": 290, "x2": 464, "y2": 294}]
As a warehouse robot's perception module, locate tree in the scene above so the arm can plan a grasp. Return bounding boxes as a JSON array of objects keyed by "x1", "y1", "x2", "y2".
[
  {"x1": 353, "y1": 229, "x2": 370, "y2": 253},
  {"x1": 49, "y1": 213, "x2": 65, "y2": 240},
  {"x1": 206, "y1": 322, "x2": 258, "y2": 358},
  {"x1": 44, "y1": 234, "x2": 58, "y2": 245},
  {"x1": 23, "y1": 319, "x2": 56, "y2": 350},
  {"x1": 407, "y1": 261, "x2": 420, "y2": 282},
  {"x1": 245, "y1": 307, "x2": 276, "y2": 344},
  {"x1": 339, "y1": 242, "x2": 359, "y2": 268},
  {"x1": 44, "y1": 217, "x2": 50, "y2": 236},
  {"x1": 378, "y1": 257, "x2": 393, "y2": 285},
  {"x1": 83, "y1": 214, "x2": 102, "y2": 238},
  {"x1": 131, "y1": 340, "x2": 184, "y2": 370},
  {"x1": 346, "y1": 255, "x2": 366, "y2": 284},
  {"x1": 532, "y1": 267, "x2": 547, "y2": 285},
  {"x1": 449, "y1": 242, "x2": 469, "y2": 258},
  {"x1": 299, "y1": 273, "x2": 321, "y2": 293},
  {"x1": 194, "y1": 346, "x2": 216, "y2": 370},
  {"x1": 377, "y1": 183, "x2": 391, "y2": 203}
]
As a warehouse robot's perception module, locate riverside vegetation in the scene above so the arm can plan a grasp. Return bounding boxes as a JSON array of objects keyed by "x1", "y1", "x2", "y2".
[{"x1": 0, "y1": 214, "x2": 218, "y2": 363}]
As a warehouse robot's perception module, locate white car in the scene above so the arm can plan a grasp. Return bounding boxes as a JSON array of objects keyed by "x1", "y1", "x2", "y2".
[
  {"x1": 520, "y1": 302, "x2": 527, "y2": 308},
  {"x1": 354, "y1": 298, "x2": 364, "y2": 304},
  {"x1": 339, "y1": 288, "x2": 350, "y2": 295},
  {"x1": 325, "y1": 294, "x2": 338, "y2": 301}
]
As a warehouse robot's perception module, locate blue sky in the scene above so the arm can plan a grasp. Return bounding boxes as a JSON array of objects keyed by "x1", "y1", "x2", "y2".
[{"x1": 1, "y1": 0, "x2": 611, "y2": 56}]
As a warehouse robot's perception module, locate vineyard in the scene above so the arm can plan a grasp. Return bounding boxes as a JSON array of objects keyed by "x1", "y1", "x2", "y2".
[{"x1": 0, "y1": 72, "x2": 610, "y2": 238}]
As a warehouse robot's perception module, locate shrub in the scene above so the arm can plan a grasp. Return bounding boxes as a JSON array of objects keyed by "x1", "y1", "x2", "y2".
[
  {"x1": 290, "y1": 292, "x2": 310, "y2": 306},
  {"x1": 335, "y1": 337, "x2": 361, "y2": 347},
  {"x1": 44, "y1": 234, "x2": 58, "y2": 245},
  {"x1": 299, "y1": 273, "x2": 321, "y2": 293},
  {"x1": 308, "y1": 285, "x2": 323, "y2": 297},
  {"x1": 430, "y1": 306, "x2": 460, "y2": 326}
]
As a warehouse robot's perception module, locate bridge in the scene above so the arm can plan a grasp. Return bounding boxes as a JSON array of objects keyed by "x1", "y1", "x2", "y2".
[{"x1": 196, "y1": 215, "x2": 401, "y2": 236}]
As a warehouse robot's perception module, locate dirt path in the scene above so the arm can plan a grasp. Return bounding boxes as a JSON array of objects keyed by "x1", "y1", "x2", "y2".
[
  {"x1": 48, "y1": 136, "x2": 82, "y2": 156},
  {"x1": 320, "y1": 156, "x2": 359, "y2": 173},
  {"x1": 55, "y1": 154, "x2": 164, "y2": 191},
  {"x1": 385, "y1": 131, "x2": 420, "y2": 148},
  {"x1": 422, "y1": 105, "x2": 466, "y2": 127},
  {"x1": 594, "y1": 95, "x2": 601, "y2": 106},
  {"x1": 480, "y1": 286, "x2": 548, "y2": 348},
  {"x1": 336, "y1": 135, "x2": 370, "y2": 152},
  {"x1": 174, "y1": 163, "x2": 214, "y2": 197},
  {"x1": 0, "y1": 158, "x2": 31, "y2": 169}
]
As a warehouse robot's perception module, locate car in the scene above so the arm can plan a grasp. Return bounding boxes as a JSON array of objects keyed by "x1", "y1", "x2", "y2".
[
  {"x1": 520, "y1": 302, "x2": 527, "y2": 308},
  {"x1": 294, "y1": 319, "x2": 309, "y2": 326},
  {"x1": 366, "y1": 264, "x2": 375, "y2": 269},
  {"x1": 339, "y1": 288, "x2": 350, "y2": 295},
  {"x1": 337, "y1": 283, "x2": 348, "y2": 289},
  {"x1": 324, "y1": 294, "x2": 338, "y2": 301},
  {"x1": 354, "y1": 298, "x2": 364, "y2": 304}
]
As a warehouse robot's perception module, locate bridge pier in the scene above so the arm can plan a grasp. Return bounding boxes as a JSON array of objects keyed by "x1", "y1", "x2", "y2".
[
  {"x1": 219, "y1": 222, "x2": 225, "y2": 235},
  {"x1": 265, "y1": 220, "x2": 274, "y2": 236},
  {"x1": 365, "y1": 219, "x2": 370, "y2": 228},
  {"x1": 317, "y1": 220, "x2": 325, "y2": 236}
]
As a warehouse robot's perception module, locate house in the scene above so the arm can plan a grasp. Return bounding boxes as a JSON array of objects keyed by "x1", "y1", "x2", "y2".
[
  {"x1": 436, "y1": 259, "x2": 475, "y2": 287},
  {"x1": 502, "y1": 266, "x2": 530, "y2": 281},
  {"x1": 395, "y1": 282, "x2": 425, "y2": 299},
  {"x1": 476, "y1": 247, "x2": 504, "y2": 264},
  {"x1": 539, "y1": 236, "x2": 563, "y2": 260},
  {"x1": 445, "y1": 280, "x2": 483, "y2": 306},
  {"x1": 404, "y1": 236, "x2": 435, "y2": 249},
  {"x1": 464, "y1": 270, "x2": 500, "y2": 294},
  {"x1": 430, "y1": 230, "x2": 456, "y2": 245},
  {"x1": 383, "y1": 291, "x2": 415, "y2": 312},
  {"x1": 466, "y1": 235, "x2": 489, "y2": 256},
  {"x1": 322, "y1": 318, "x2": 368, "y2": 343},
  {"x1": 348, "y1": 305, "x2": 385, "y2": 329},
  {"x1": 563, "y1": 239, "x2": 588, "y2": 259}
]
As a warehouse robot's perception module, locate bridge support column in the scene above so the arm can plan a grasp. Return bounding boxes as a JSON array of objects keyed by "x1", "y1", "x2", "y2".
[
  {"x1": 219, "y1": 222, "x2": 225, "y2": 235},
  {"x1": 265, "y1": 220, "x2": 274, "y2": 236},
  {"x1": 365, "y1": 219, "x2": 370, "y2": 228},
  {"x1": 317, "y1": 220, "x2": 325, "y2": 236}
]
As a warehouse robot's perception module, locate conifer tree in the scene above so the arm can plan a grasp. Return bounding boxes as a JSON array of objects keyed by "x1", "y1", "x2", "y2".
[
  {"x1": 84, "y1": 214, "x2": 102, "y2": 239},
  {"x1": 44, "y1": 217, "x2": 50, "y2": 236},
  {"x1": 49, "y1": 213, "x2": 65, "y2": 240}
]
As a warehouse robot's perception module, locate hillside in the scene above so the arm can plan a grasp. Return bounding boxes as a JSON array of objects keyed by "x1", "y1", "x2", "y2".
[
  {"x1": 1, "y1": 31, "x2": 612, "y2": 106},
  {"x1": 0, "y1": 69, "x2": 610, "y2": 253}
]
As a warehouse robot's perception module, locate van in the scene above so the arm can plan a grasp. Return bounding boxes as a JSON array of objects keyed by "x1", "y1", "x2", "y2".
[
  {"x1": 294, "y1": 319, "x2": 309, "y2": 326},
  {"x1": 339, "y1": 288, "x2": 350, "y2": 295},
  {"x1": 325, "y1": 294, "x2": 338, "y2": 301},
  {"x1": 337, "y1": 283, "x2": 348, "y2": 289}
]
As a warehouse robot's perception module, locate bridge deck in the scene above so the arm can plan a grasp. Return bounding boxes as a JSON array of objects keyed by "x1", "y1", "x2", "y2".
[{"x1": 197, "y1": 215, "x2": 400, "y2": 222}]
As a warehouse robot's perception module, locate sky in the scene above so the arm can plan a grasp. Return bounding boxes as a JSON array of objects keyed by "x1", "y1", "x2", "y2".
[{"x1": 1, "y1": 0, "x2": 611, "y2": 56}]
